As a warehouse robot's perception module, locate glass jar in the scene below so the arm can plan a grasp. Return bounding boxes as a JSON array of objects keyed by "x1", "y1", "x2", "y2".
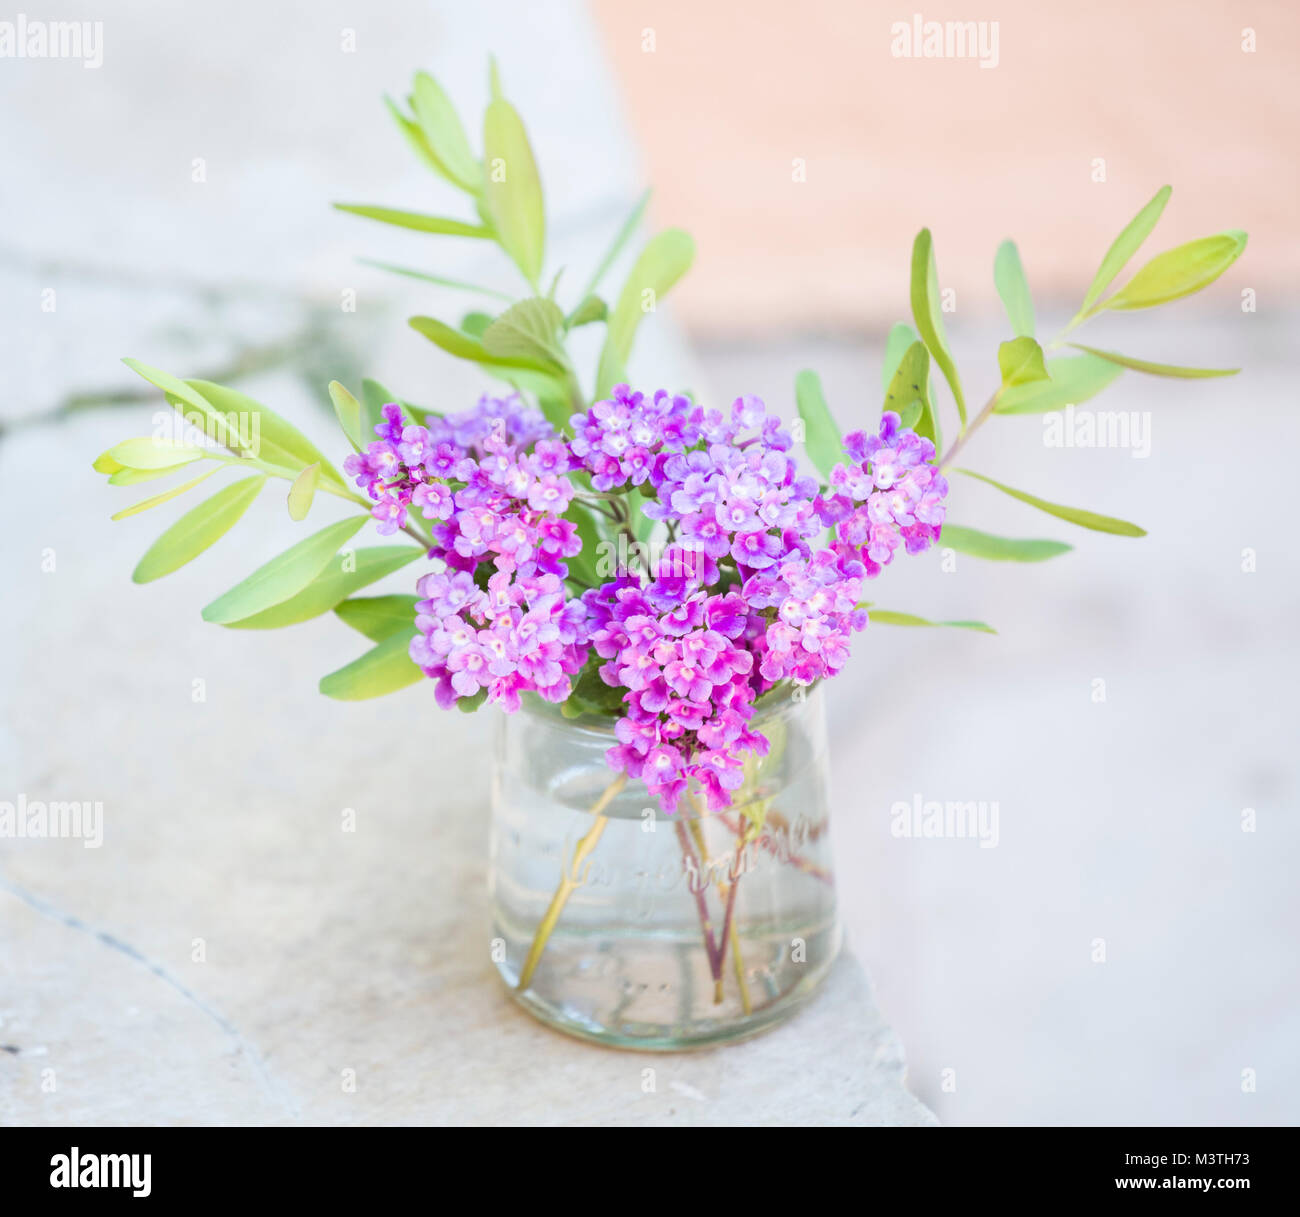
[{"x1": 489, "y1": 686, "x2": 840, "y2": 1049}]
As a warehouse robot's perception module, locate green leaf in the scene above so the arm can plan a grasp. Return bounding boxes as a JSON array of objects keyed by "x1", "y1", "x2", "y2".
[
  {"x1": 561, "y1": 500, "x2": 605, "y2": 589},
  {"x1": 201, "y1": 516, "x2": 368, "y2": 624},
  {"x1": 109, "y1": 437, "x2": 208, "y2": 471},
  {"x1": 334, "y1": 594, "x2": 420, "y2": 642},
  {"x1": 409, "y1": 71, "x2": 479, "y2": 192},
  {"x1": 795, "y1": 370, "x2": 842, "y2": 480},
  {"x1": 108, "y1": 465, "x2": 186, "y2": 486},
  {"x1": 93, "y1": 450, "x2": 123, "y2": 474},
  {"x1": 909, "y1": 228, "x2": 966, "y2": 426},
  {"x1": 482, "y1": 97, "x2": 546, "y2": 286},
  {"x1": 287, "y1": 463, "x2": 320, "y2": 521},
  {"x1": 881, "y1": 322, "x2": 920, "y2": 390},
  {"x1": 1104, "y1": 230, "x2": 1247, "y2": 311},
  {"x1": 132, "y1": 475, "x2": 266, "y2": 583},
  {"x1": 328, "y1": 381, "x2": 362, "y2": 450},
  {"x1": 121, "y1": 358, "x2": 244, "y2": 450},
  {"x1": 883, "y1": 341, "x2": 938, "y2": 449},
  {"x1": 997, "y1": 336, "x2": 1049, "y2": 388},
  {"x1": 482, "y1": 298, "x2": 567, "y2": 368},
  {"x1": 1079, "y1": 185, "x2": 1171, "y2": 315},
  {"x1": 332, "y1": 204, "x2": 491, "y2": 239},
  {"x1": 461, "y1": 311, "x2": 494, "y2": 338},
  {"x1": 409, "y1": 315, "x2": 560, "y2": 372},
  {"x1": 231, "y1": 549, "x2": 422, "y2": 631},
  {"x1": 185, "y1": 380, "x2": 349, "y2": 492},
  {"x1": 937, "y1": 524, "x2": 1072, "y2": 562},
  {"x1": 1066, "y1": 343, "x2": 1238, "y2": 378},
  {"x1": 319, "y1": 627, "x2": 422, "y2": 700},
  {"x1": 112, "y1": 467, "x2": 218, "y2": 520},
  {"x1": 384, "y1": 95, "x2": 442, "y2": 177},
  {"x1": 867, "y1": 608, "x2": 997, "y2": 633},
  {"x1": 993, "y1": 352, "x2": 1124, "y2": 415},
  {"x1": 359, "y1": 379, "x2": 396, "y2": 440},
  {"x1": 993, "y1": 240, "x2": 1035, "y2": 337},
  {"x1": 581, "y1": 188, "x2": 651, "y2": 302},
  {"x1": 357, "y1": 258, "x2": 513, "y2": 300},
  {"x1": 566, "y1": 294, "x2": 608, "y2": 328},
  {"x1": 955, "y1": 469, "x2": 1146, "y2": 537},
  {"x1": 596, "y1": 229, "x2": 695, "y2": 397}
]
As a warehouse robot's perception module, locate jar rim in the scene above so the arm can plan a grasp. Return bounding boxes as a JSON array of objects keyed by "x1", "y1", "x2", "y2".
[{"x1": 519, "y1": 681, "x2": 817, "y2": 740}]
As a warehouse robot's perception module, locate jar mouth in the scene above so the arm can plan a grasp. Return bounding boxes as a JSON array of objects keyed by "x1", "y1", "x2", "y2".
[{"x1": 519, "y1": 681, "x2": 816, "y2": 740}]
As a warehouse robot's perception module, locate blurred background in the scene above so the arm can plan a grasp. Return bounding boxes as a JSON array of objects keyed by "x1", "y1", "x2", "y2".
[{"x1": 2, "y1": 0, "x2": 1296, "y2": 1124}]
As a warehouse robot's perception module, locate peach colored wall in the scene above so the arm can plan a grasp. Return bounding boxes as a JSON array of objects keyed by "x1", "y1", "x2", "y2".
[{"x1": 590, "y1": 0, "x2": 1297, "y2": 334}]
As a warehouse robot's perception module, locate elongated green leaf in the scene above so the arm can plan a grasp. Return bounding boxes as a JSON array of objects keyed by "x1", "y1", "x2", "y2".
[
  {"x1": 795, "y1": 370, "x2": 842, "y2": 480},
  {"x1": 132, "y1": 475, "x2": 266, "y2": 583},
  {"x1": 561, "y1": 500, "x2": 604, "y2": 589},
  {"x1": 997, "y1": 336, "x2": 1049, "y2": 388},
  {"x1": 384, "y1": 95, "x2": 441, "y2": 176},
  {"x1": 881, "y1": 322, "x2": 919, "y2": 390},
  {"x1": 93, "y1": 450, "x2": 123, "y2": 474},
  {"x1": 287, "y1": 463, "x2": 320, "y2": 521},
  {"x1": 320, "y1": 627, "x2": 422, "y2": 700},
  {"x1": 955, "y1": 469, "x2": 1146, "y2": 536},
  {"x1": 185, "y1": 380, "x2": 349, "y2": 492},
  {"x1": 359, "y1": 379, "x2": 397, "y2": 441},
  {"x1": 231, "y1": 548, "x2": 422, "y2": 631},
  {"x1": 1104, "y1": 230, "x2": 1247, "y2": 310},
  {"x1": 867, "y1": 608, "x2": 996, "y2": 633},
  {"x1": 909, "y1": 229, "x2": 966, "y2": 426},
  {"x1": 410, "y1": 71, "x2": 479, "y2": 192},
  {"x1": 201, "y1": 516, "x2": 367, "y2": 624},
  {"x1": 328, "y1": 381, "x2": 362, "y2": 450},
  {"x1": 357, "y1": 258, "x2": 512, "y2": 300},
  {"x1": 109, "y1": 465, "x2": 185, "y2": 486},
  {"x1": 110, "y1": 437, "x2": 208, "y2": 470},
  {"x1": 1066, "y1": 343, "x2": 1238, "y2": 378},
  {"x1": 482, "y1": 98, "x2": 545, "y2": 285},
  {"x1": 993, "y1": 240, "x2": 1035, "y2": 337},
  {"x1": 409, "y1": 315, "x2": 559, "y2": 372},
  {"x1": 1080, "y1": 185, "x2": 1171, "y2": 314},
  {"x1": 122, "y1": 358, "x2": 244, "y2": 451},
  {"x1": 334, "y1": 594, "x2": 420, "y2": 642},
  {"x1": 993, "y1": 352, "x2": 1123, "y2": 415},
  {"x1": 566, "y1": 294, "x2": 607, "y2": 329},
  {"x1": 938, "y1": 523, "x2": 1072, "y2": 562},
  {"x1": 112, "y1": 467, "x2": 218, "y2": 520},
  {"x1": 482, "y1": 298, "x2": 566, "y2": 367},
  {"x1": 332, "y1": 204, "x2": 491, "y2": 239},
  {"x1": 596, "y1": 229, "x2": 695, "y2": 397},
  {"x1": 883, "y1": 341, "x2": 938, "y2": 449},
  {"x1": 581, "y1": 188, "x2": 651, "y2": 301}
]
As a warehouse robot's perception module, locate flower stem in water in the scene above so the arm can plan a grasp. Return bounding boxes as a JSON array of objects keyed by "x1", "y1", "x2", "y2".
[{"x1": 515, "y1": 771, "x2": 627, "y2": 993}]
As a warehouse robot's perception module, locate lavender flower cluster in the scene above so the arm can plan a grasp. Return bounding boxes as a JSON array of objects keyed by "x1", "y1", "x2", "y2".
[{"x1": 343, "y1": 386, "x2": 948, "y2": 810}]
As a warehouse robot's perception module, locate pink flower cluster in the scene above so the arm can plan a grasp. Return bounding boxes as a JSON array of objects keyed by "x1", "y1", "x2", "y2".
[
  {"x1": 347, "y1": 386, "x2": 947, "y2": 810},
  {"x1": 344, "y1": 395, "x2": 588, "y2": 710}
]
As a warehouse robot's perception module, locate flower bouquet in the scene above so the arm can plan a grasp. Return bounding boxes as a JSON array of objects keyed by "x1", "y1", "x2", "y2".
[{"x1": 93, "y1": 64, "x2": 1246, "y2": 1048}]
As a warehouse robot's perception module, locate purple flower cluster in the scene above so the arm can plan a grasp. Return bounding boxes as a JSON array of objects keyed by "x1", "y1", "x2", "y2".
[
  {"x1": 817, "y1": 413, "x2": 949, "y2": 576},
  {"x1": 344, "y1": 394, "x2": 588, "y2": 710},
  {"x1": 347, "y1": 385, "x2": 947, "y2": 811}
]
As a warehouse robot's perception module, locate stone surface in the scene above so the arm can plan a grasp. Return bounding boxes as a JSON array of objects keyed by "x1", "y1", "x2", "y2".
[{"x1": 0, "y1": 0, "x2": 932, "y2": 1128}]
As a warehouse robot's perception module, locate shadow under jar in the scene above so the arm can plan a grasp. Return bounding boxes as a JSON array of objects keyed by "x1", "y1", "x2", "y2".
[{"x1": 490, "y1": 686, "x2": 840, "y2": 1049}]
